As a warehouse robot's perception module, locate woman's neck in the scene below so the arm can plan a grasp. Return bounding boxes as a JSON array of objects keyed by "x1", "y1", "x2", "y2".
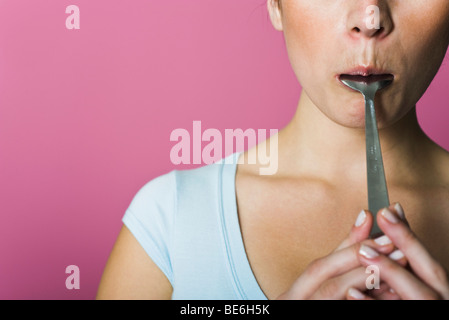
[{"x1": 277, "y1": 91, "x2": 430, "y2": 186}]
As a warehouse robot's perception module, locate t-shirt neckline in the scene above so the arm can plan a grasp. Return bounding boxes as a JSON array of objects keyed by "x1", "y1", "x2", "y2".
[{"x1": 220, "y1": 151, "x2": 268, "y2": 300}]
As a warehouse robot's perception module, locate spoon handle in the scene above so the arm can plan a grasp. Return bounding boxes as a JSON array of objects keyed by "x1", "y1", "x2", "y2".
[{"x1": 365, "y1": 97, "x2": 390, "y2": 237}]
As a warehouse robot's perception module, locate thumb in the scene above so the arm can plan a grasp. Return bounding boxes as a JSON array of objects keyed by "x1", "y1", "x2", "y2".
[{"x1": 334, "y1": 209, "x2": 373, "y2": 251}]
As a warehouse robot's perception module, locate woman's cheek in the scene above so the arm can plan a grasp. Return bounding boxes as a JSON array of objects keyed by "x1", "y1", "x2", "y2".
[{"x1": 284, "y1": 26, "x2": 330, "y2": 89}]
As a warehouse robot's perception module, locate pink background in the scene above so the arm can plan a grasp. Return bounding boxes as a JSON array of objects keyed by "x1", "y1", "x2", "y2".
[{"x1": 0, "y1": 1, "x2": 448, "y2": 300}]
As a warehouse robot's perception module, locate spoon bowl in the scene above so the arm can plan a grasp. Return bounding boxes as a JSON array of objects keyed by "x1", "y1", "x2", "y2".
[{"x1": 340, "y1": 78, "x2": 393, "y2": 99}]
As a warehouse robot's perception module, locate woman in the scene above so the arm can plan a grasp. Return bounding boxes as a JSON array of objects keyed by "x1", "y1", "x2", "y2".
[{"x1": 96, "y1": 0, "x2": 449, "y2": 300}]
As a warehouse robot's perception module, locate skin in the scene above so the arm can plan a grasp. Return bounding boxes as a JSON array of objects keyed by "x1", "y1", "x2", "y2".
[{"x1": 96, "y1": 0, "x2": 449, "y2": 299}]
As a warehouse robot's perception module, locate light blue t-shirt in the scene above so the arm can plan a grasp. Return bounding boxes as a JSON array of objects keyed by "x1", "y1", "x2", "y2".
[{"x1": 122, "y1": 151, "x2": 268, "y2": 300}]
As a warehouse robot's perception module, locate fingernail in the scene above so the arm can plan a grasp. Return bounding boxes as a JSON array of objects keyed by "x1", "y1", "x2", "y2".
[
  {"x1": 381, "y1": 208, "x2": 399, "y2": 224},
  {"x1": 374, "y1": 235, "x2": 392, "y2": 246},
  {"x1": 355, "y1": 210, "x2": 366, "y2": 227},
  {"x1": 359, "y1": 244, "x2": 379, "y2": 259},
  {"x1": 394, "y1": 202, "x2": 405, "y2": 220},
  {"x1": 389, "y1": 250, "x2": 404, "y2": 261},
  {"x1": 348, "y1": 288, "x2": 365, "y2": 300}
]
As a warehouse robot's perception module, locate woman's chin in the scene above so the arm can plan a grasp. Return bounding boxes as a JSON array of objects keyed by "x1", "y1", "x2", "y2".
[
  {"x1": 331, "y1": 100, "x2": 368, "y2": 129},
  {"x1": 331, "y1": 101, "x2": 397, "y2": 130}
]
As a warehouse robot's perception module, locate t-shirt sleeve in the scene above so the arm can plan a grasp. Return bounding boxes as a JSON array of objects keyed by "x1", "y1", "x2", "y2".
[{"x1": 121, "y1": 170, "x2": 177, "y2": 285}]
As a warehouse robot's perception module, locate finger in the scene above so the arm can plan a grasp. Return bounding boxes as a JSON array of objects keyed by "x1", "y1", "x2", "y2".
[
  {"x1": 366, "y1": 249, "x2": 407, "y2": 300},
  {"x1": 347, "y1": 287, "x2": 375, "y2": 300},
  {"x1": 369, "y1": 282, "x2": 401, "y2": 300},
  {"x1": 377, "y1": 205, "x2": 449, "y2": 298},
  {"x1": 291, "y1": 238, "x2": 395, "y2": 299},
  {"x1": 388, "y1": 249, "x2": 408, "y2": 268},
  {"x1": 368, "y1": 230, "x2": 409, "y2": 265},
  {"x1": 288, "y1": 246, "x2": 362, "y2": 299},
  {"x1": 370, "y1": 235, "x2": 397, "y2": 256},
  {"x1": 358, "y1": 244, "x2": 442, "y2": 300},
  {"x1": 312, "y1": 267, "x2": 401, "y2": 300},
  {"x1": 392, "y1": 202, "x2": 410, "y2": 226},
  {"x1": 335, "y1": 209, "x2": 373, "y2": 251},
  {"x1": 310, "y1": 266, "x2": 371, "y2": 300}
]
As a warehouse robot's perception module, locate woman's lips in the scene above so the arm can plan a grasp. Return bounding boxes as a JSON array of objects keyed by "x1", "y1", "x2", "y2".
[
  {"x1": 339, "y1": 73, "x2": 394, "y2": 84},
  {"x1": 338, "y1": 66, "x2": 395, "y2": 86}
]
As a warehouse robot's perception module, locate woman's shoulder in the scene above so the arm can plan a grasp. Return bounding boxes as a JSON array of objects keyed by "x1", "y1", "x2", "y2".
[
  {"x1": 126, "y1": 169, "x2": 177, "y2": 213},
  {"x1": 127, "y1": 153, "x2": 239, "y2": 214},
  {"x1": 121, "y1": 158, "x2": 236, "y2": 267}
]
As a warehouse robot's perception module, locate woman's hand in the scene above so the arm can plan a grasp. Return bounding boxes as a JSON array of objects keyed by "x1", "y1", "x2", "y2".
[
  {"x1": 349, "y1": 203, "x2": 449, "y2": 300},
  {"x1": 276, "y1": 209, "x2": 401, "y2": 300}
]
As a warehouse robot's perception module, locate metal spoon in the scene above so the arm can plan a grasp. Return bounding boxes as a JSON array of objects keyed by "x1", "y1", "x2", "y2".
[{"x1": 340, "y1": 76, "x2": 393, "y2": 237}]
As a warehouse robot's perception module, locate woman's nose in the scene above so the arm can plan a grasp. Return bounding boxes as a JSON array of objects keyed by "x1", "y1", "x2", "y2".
[{"x1": 346, "y1": 0, "x2": 394, "y2": 40}]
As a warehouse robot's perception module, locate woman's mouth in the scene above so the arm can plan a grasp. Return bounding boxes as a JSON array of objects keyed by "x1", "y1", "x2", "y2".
[
  {"x1": 339, "y1": 73, "x2": 394, "y2": 84},
  {"x1": 338, "y1": 66, "x2": 395, "y2": 87}
]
